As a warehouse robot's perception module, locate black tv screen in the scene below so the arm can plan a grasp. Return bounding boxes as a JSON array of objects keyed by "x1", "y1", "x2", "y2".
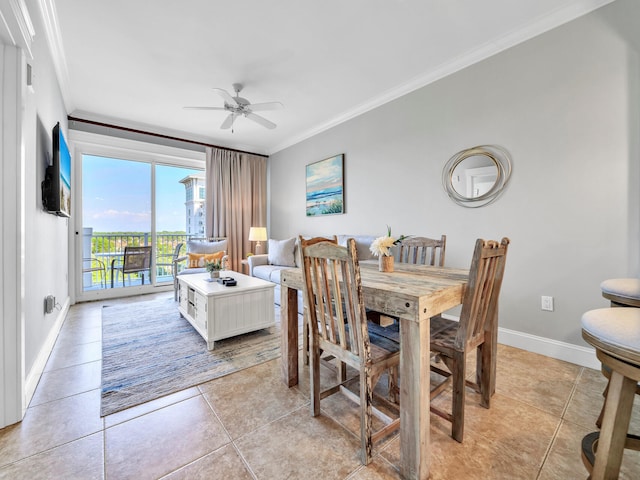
[{"x1": 42, "y1": 122, "x2": 71, "y2": 217}]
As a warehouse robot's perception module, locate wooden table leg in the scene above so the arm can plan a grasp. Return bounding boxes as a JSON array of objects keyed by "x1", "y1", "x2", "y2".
[
  {"x1": 280, "y1": 285, "x2": 299, "y2": 387},
  {"x1": 399, "y1": 317, "x2": 431, "y2": 480}
]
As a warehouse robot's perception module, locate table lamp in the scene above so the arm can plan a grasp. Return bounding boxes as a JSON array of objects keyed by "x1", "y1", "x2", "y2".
[{"x1": 248, "y1": 227, "x2": 268, "y2": 255}]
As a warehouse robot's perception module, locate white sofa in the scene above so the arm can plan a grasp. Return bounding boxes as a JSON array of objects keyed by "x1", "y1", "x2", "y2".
[{"x1": 247, "y1": 235, "x2": 377, "y2": 311}]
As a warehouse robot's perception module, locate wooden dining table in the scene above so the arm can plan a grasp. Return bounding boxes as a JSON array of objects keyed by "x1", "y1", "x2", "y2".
[{"x1": 279, "y1": 260, "x2": 469, "y2": 480}]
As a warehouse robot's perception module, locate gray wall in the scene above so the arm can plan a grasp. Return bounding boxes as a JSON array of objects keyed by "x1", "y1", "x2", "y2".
[{"x1": 268, "y1": 0, "x2": 640, "y2": 349}]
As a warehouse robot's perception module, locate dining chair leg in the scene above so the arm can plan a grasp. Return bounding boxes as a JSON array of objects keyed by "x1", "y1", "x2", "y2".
[
  {"x1": 309, "y1": 335, "x2": 321, "y2": 417},
  {"x1": 360, "y1": 370, "x2": 374, "y2": 465},
  {"x1": 451, "y1": 351, "x2": 466, "y2": 443}
]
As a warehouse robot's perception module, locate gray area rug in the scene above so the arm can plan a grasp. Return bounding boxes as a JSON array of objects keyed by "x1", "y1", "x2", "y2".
[{"x1": 101, "y1": 297, "x2": 280, "y2": 417}]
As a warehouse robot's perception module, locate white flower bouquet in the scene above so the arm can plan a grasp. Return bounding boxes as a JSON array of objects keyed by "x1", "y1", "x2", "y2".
[{"x1": 369, "y1": 226, "x2": 409, "y2": 257}]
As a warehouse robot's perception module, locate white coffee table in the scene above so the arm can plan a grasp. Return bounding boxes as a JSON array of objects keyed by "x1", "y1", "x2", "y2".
[{"x1": 177, "y1": 271, "x2": 275, "y2": 350}]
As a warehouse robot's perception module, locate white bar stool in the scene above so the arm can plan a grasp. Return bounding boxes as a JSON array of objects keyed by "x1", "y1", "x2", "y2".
[
  {"x1": 581, "y1": 307, "x2": 640, "y2": 479},
  {"x1": 601, "y1": 278, "x2": 640, "y2": 308}
]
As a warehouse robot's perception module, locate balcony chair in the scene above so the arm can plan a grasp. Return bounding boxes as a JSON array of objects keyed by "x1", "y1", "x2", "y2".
[
  {"x1": 82, "y1": 257, "x2": 106, "y2": 289},
  {"x1": 172, "y1": 237, "x2": 229, "y2": 300},
  {"x1": 156, "y1": 242, "x2": 183, "y2": 284},
  {"x1": 110, "y1": 246, "x2": 152, "y2": 288},
  {"x1": 299, "y1": 236, "x2": 400, "y2": 465}
]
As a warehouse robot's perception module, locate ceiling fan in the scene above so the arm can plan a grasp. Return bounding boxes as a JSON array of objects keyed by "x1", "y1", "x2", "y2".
[{"x1": 184, "y1": 83, "x2": 283, "y2": 131}]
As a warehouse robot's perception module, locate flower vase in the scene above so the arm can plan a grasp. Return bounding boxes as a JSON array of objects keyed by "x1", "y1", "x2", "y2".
[
  {"x1": 210, "y1": 270, "x2": 220, "y2": 279},
  {"x1": 379, "y1": 255, "x2": 394, "y2": 273}
]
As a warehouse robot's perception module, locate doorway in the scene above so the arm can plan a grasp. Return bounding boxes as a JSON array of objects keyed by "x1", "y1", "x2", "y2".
[{"x1": 75, "y1": 142, "x2": 205, "y2": 302}]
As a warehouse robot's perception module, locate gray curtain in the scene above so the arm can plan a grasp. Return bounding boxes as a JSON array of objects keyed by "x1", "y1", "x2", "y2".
[{"x1": 205, "y1": 147, "x2": 267, "y2": 271}]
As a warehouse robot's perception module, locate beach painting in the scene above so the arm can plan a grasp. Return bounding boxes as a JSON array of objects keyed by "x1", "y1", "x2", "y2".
[{"x1": 306, "y1": 154, "x2": 344, "y2": 216}]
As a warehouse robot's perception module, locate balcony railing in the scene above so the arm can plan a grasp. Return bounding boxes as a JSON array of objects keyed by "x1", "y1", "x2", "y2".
[{"x1": 82, "y1": 231, "x2": 202, "y2": 290}]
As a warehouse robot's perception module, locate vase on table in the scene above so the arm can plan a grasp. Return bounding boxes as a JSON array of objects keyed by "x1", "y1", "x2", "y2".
[
  {"x1": 379, "y1": 255, "x2": 394, "y2": 273},
  {"x1": 210, "y1": 270, "x2": 220, "y2": 279}
]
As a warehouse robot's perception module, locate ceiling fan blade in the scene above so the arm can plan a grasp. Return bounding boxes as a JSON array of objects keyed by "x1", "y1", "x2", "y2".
[
  {"x1": 246, "y1": 112, "x2": 276, "y2": 129},
  {"x1": 247, "y1": 102, "x2": 284, "y2": 112},
  {"x1": 220, "y1": 113, "x2": 235, "y2": 130},
  {"x1": 183, "y1": 106, "x2": 227, "y2": 111},
  {"x1": 212, "y1": 88, "x2": 238, "y2": 107}
]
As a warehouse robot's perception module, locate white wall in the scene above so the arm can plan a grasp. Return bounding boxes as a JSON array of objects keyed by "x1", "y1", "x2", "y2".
[
  {"x1": 22, "y1": 0, "x2": 70, "y2": 398},
  {"x1": 268, "y1": 0, "x2": 640, "y2": 356}
]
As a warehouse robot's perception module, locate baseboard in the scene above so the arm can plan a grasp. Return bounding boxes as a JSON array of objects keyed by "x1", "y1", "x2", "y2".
[
  {"x1": 497, "y1": 327, "x2": 600, "y2": 370},
  {"x1": 24, "y1": 296, "x2": 70, "y2": 408},
  {"x1": 440, "y1": 313, "x2": 600, "y2": 370}
]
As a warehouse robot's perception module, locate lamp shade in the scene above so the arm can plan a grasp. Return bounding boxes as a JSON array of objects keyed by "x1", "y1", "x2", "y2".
[{"x1": 248, "y1": 227, "x2": 268, "y2": 242}]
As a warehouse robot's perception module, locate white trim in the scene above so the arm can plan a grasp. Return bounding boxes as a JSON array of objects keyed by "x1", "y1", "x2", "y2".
[
  {"x1": 269, "y1": 0, "x2": 616, "y2": 154},
  {"x1": 68, "y1": 110, "x2": 265, "y2": 156},
  {"x1": 69, "y1": 129, "x2": 206, "y2": 166},
  {"x1": 36, "y1": 0, "x2": 73, "y2": 112},
  {"x1": 440, "y1": 314, "x2": 600, "y2": 370},
  {"x1": 24, "y1": 297, "x2": 69, "y2": 403},
  {"x1": 497, "y1": 327, "x2": 600, "y2": 370},
  {"x1": 0, "y1": 0, "x2": 34, "y2": 57},
  {"x1": 1, "y1": 45, "x2": 26, "y2": 428}
]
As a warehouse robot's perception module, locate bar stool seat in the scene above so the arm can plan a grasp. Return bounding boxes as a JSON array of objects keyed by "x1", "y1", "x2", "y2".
[
  {"x1": 601, "y1": 278, "x2": 640, "y2": 307},
  {"x1": 581, "y1": 307, "x2": 640, "y2": 479}
]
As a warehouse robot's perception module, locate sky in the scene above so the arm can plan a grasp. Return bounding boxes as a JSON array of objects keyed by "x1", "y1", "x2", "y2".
[{"x1": 82, "y1": 155, "x2": 202, "y2": 233}]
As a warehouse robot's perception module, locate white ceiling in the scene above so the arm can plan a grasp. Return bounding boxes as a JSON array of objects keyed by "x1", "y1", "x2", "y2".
[{"x1": 49, "y1": 0, "x2": 614, "y2": 155}]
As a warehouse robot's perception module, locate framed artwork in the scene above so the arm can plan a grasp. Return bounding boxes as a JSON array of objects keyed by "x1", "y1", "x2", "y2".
[{"x1": 306, "y1": 154, "x2": 344, "y2": 216}]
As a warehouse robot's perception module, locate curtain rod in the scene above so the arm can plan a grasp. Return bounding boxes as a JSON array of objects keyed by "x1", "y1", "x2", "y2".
[{"x1": 67, "y1": 116, "x2": 269, "y2": 158}]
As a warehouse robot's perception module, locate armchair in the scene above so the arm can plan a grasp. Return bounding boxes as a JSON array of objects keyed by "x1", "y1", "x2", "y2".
[{"x1": 172, "y1": 237, "x2": 229, "y2": 300}]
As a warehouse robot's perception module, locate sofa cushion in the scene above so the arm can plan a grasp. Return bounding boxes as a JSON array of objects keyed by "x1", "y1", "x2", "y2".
[
  {"x1": 187, "y1": 239, "x2": 227, "y2": 254},
  {"x1": 337, "y1": 235, "x2": 376, "y2": 261},
  {"x1": 177, "y1": 267, "x2": 206, "y2": 276},
  {"x1": 252, "y1": 264, "x2": 290, "y2": 283},
  {"x1": 268, "y1": 238, "x2": 296, "y2": 267}
]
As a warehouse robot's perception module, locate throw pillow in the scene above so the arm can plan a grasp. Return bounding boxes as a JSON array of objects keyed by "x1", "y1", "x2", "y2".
[
  {"x1": 268, "y1": 238, "x2": 296, "y2": 267},
  {"x1": 187, "y1": 251, "x2": 224, "y2": 268},
  {"x1": 187, "y1": 239, "x2": 227, "y2": 254}
]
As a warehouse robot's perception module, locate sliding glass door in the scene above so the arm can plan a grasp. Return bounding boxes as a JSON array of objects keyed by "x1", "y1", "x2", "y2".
[{"x1": 77, "y1": 146, "x2": 205, "y2": 300}]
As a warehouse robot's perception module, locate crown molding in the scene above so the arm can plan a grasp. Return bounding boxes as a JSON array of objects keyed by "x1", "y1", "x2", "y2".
[
  {"x1": 270, "y1": 0, "x2": 616, "y2": 154},
  {"x1": 0, "y1": 0, "x2": 35, "y2": 56},
  {"x1": 37, "y1": 0, "x2": 73, "y2": 111}
]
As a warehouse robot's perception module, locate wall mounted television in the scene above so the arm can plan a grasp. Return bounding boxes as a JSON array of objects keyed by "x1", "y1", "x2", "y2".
[{"x1": 42, "y1": 122, "x2": 71, "y2": 217}]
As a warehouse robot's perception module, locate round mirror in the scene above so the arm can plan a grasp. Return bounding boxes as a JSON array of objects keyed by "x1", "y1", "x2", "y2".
[{"x1": 442, "y1": 145, "x2": 511, "y2": 207}]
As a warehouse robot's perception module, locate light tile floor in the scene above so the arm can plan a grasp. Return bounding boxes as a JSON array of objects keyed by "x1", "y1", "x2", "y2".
[{"x1": 1, "y1": 292, "x2": 640, "y2": 479}]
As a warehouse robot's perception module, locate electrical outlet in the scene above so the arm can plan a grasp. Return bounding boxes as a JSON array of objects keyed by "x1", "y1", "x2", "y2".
[{"x1": 541, "y1": 295, "x2": 554, "y2": 312}]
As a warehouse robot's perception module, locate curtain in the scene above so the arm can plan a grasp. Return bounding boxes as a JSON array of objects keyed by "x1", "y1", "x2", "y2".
[{"x1": 205, "y1": 147, "x2": 267, "y2": 271}]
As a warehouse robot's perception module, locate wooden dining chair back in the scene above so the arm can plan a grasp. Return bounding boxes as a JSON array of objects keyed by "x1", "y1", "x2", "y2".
[
  {"x1": 300, "y1": 236, "x2": 338, "y2": 366},
  {"x1": 397, "y1": 235, "x2": 446, "y2": 266},
  {"x1": 111, "y1": 246, "x2": 152, "y2": 288},
  {"x1": 299, "y1": 236, "x2": 400, "y2": 465},
  {"x1": 429, "y1": 237, "x2": 510, "y2": 442}
]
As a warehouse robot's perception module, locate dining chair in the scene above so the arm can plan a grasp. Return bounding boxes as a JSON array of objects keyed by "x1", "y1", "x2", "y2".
[
  {"x1": 299, "y1": 236, "x2": 400, "y2": 465},
  {"x1": 300, "y1": 235, "x2": 338, "y2": 368},
  {"x1": 397, "y1": 235, "x2": 446, "y2": 266},
  {"x1": 368, "y1": 234, "x2": 447, "y2": 328},
  {"x1": 428, "y1": 237, "x2": 510, "y2": 442},
  {"x1": 110, "y1": 246, "x2": 152, "y2": 288}
]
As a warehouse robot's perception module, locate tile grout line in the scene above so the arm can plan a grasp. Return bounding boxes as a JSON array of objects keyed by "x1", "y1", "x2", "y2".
[{"x1": 535, "y1": 366, "x2": 584, "y2": 479}]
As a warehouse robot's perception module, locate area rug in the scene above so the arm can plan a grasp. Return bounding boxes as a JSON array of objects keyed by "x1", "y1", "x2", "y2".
[{"x1": 101, "y1": 297, "x2": 281, "y2": 417}]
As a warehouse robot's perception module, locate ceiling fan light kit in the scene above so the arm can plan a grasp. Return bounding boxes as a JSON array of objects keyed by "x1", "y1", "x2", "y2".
[{"x1": 184, "y1": 83, "x2": 283, "y2": 132}]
